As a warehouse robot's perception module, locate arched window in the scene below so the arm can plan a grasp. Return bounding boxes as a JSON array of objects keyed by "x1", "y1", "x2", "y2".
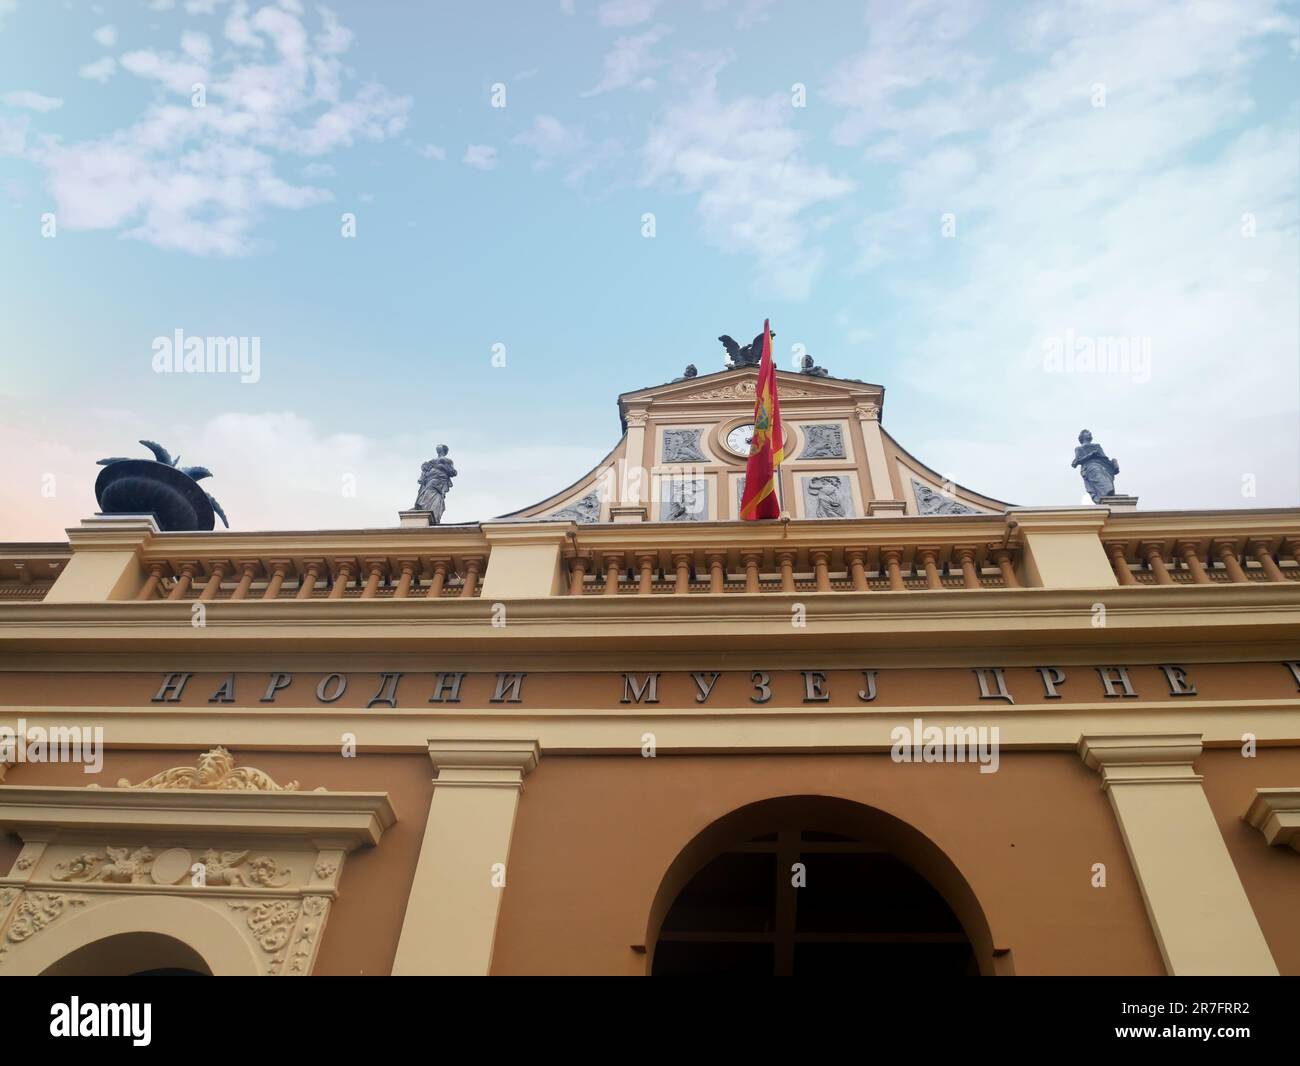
[{"x1": 650, "y1": 798, "x2": 986, "y2": 976}]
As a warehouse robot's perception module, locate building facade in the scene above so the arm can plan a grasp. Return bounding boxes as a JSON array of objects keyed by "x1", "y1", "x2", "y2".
[{"x1": 1, "y1": 364, "x2": 1298, "y2": 976}]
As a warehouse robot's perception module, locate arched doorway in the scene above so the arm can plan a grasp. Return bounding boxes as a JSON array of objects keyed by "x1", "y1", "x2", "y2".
[
  {"x1": 5, "y1": 895, "x2": 262, "y2": 976},
  {"x1": 41, "y1": 932, "x2": 211, "y2": 976},
  {"x1": 647, "y1": 796, "x2": 994, "y2": 976}
]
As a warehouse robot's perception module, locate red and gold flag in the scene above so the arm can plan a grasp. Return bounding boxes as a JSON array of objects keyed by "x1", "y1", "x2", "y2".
[{"x1": 739, "y1": 320, "x2": 784, "y2": 520}]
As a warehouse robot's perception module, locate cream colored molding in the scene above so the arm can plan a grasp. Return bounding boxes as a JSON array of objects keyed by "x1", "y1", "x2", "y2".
[
  {"x1": 45, "y1": 518, "x2": 160, "y2": 604},
  {"x1": 6, "y1": 583, "x2": 1300, "y2": 660},
  {"x1": 109, "y1": 745, "x2": 303, "y2": 791},
  {"x1": 392, "y1": 739, "x2": 539, "y2": 976},
  {"x1": 0, "y1": 780, "x2": 394, "y2": 975},
  {"x1": 1011, "y1": 508, "x2": 1118, "y2": 589},
  {"x1": 1077, "y1": 732, "x2": 1205, "y2": 787},
  {"x1": 1078, "y1": 732, "x2": 1279, "y2": 976},
  {"x1": 479, "y1": 523, "x2": 570, "y2": 600},
  {"x1": 4, "y1": 700, "x2": 1300, "y2": 753},
  {"x1": 0, "y1": 784, "x2": 394, "y2": 847},
  {"x1": 1243, "y1": 788, "x2": 1300, "y2": 852}
]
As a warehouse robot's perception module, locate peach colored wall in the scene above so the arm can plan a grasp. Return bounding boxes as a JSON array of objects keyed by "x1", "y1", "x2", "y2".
[
  {"x1": 490, "y1": 752, "x2": 1166, "y2": 976},
  {"x1": 1199, "y1": 746, "x2": 1300, "y2": 976}
]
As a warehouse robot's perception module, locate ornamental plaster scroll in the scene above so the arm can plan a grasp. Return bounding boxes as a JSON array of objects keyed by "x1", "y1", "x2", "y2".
[
  {"x1": 50, "y1": 847, "x2": 293, "y2": 888},
  {"x1": 682, "y1": 379, "x2": 818, "y2": 401},
  {"x1": 106, "y1": 746, "x2": 309, "y2": 792},
  {"x1": 0, "y1": 890, "x2": 86, "y2": 962}
]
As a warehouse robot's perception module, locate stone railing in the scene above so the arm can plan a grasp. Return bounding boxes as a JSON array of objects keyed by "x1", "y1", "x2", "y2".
[
  {"x1": 563, "y1": 541, "x2": 1022, "y2": 595},
  {"x1": 0, "y1": 545, "x2": 70, "y2": 602},
  {"x1": 136, "y1": 533, "x2": 488, "y2": 601},
  {"x1": 14, "y1": 508, "x2": 1300, "y2": 604},
  {"x1": 1102, "y1": 513, "x2": 1300, "y2": 588}
]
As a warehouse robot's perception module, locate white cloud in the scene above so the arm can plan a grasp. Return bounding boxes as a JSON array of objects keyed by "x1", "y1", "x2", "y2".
[
  {"x1": 513, "y1": 114, "x2": 621, "y2": 187},
  {"x1": 597, "y1": 0, "x2": 659, "y2": 28},
  {"x1": 0, "y1": 0, "x2": 15, "y2": 33},
  {"x1": 561, "y1": 0, "x2": 576, "y2": 15},
  {"x1": 824, "y1": 0, "x2": 1300, "y2": 509},
  {"x1": 92, "y1": 24, "x2": 116, "y2": 47},
  {"x1": 20, "y1": 6, "x2": 410, "y2": 255},
  {"x1": 0, "y1": 407, "x2": 604, "y2": 539},
  {"x1": 2, "y1": 89, "x2": 62, "y2": 112},
  {"x1": 120, "y1": 49, "x2": 208, "y2": 94},
  {"x1": 641, "y1": 63, "x2": 853, "y2": 300},
  {"x1": 514, "y1": 114, "x2": 583, "y2": 164},
  {"x1": 581, "y1": 26, "x2": 669, "y2": 96},
  {"x1": 78, "y1": 57, "x2": 117, "y2": 83},
  {"x1": 462, "y1": 143, "x2": 497, "y2": 170},
  {"x1": 418, "y1": 143, "x2": 446, "y2": 160},
  {"x1": 0, "y1": 114, "x2": 28, "y2": 155}
]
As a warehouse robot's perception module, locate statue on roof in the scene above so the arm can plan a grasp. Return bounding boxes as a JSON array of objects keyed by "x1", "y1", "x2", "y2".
[
  {"x1": 415, "y1": 444, "x2": 457, "y2": 524},
  {"x1": 673, "y1": 364, "x2": 698, "y2": 381},
  {"x1": 95, "y1": 440, "x2": 229, "y2": 531},
  {"x1": 799, "y1": 353, "x2": 829, "y2": 377},
  {"x1": 1072, "y1": 429, "x2": 1120, "y2": 503},
  {"x1": 718, "y1": 330, "x2": 774, "y2": 369}
]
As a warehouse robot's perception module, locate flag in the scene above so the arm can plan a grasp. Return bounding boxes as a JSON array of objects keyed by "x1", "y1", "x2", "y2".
[{"x1": 739, "y1": 319, "x2": 784, "y2": 520}]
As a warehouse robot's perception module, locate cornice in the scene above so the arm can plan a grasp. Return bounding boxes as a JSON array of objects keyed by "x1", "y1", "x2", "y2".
[
  {"x1": 1078, "y1": 732, "x2": 1205, "y2": 789},
  {"x1": 1242, "y1": 788, "x2": 1300, "y2": 851},
  {"x1": 1, "y1": 585, "x2": 1299, "y2": 655},
  {"x1": 0, "y1": 785, "x2": 396, "y2": 849},
  {"x1": 1007, "y1": 508, "x2": 1110, "y2": 535}
]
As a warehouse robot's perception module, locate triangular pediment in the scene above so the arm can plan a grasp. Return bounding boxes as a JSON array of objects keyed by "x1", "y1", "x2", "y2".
[{"x1": 620, "y1": 367, "x2": 882, "y2": 411}]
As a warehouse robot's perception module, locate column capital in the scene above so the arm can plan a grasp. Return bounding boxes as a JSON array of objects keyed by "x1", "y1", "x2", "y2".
[
  {"x1": 1011, "y1": 507, "x2": 1110, "y2": 535},
  {"x1": 480, "y1": 521, "x2": 574, "y2": 547},
  {"x1": 65, "y1": 514, "x2": 160, "y2": 550},
  {"x1": 427, "y1": 739, "x2": 540, "y2": 788},
  {"x1": 1078, "y1": 733, "x2": 1203, "y2": 789},
  {"x1": 1243, "y1": 788, "x2": 1300, "y2": 852}
]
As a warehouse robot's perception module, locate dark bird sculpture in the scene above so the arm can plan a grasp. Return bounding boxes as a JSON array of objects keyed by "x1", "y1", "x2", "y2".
[
  {"x1": 95, "y1": 440, "x2": 229, "y2": 531},
  {"x1": 717, "y1": 331, "x2": 774, "y2": 368}
]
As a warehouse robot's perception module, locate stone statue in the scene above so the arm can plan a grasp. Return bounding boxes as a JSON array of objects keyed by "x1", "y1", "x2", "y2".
[
  {"x1": 95, "y1": 440, "x2": 228, "y2": 531},
  {"x1": 1072, "y1": 429, "x2": 1120, "y2": 503},
  {"x1": 673, "y1": 364, "x2": 698, "y2": 381},
  {"x1": 415, "y1": 444, "x2": 458, "y2": 524},
  {"x1": 800, "y1": 353, "x2": 829, "y2": 377},
  {"x1": 718, "y1": 331, "x2": 774, "y2": 369}
]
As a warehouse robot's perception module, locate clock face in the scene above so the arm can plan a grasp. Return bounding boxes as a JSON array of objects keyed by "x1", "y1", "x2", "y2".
[{"x1": 726, "y1": 423, "x2": 756, "y2": 457}]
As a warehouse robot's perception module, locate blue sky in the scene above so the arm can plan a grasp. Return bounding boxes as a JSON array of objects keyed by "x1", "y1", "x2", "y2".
[{"x1": 1, "y1": 0, "x2": 1297, "y2": 536}]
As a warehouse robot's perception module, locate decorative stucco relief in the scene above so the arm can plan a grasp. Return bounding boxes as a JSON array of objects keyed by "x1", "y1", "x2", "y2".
[
  {"x1": 547, "y1": 489, "x2": 601, "y2": 524},
  {"x1": 108, "y1": 746, "x2": 303, "y2": 792},
  {"x1": 798, "y1": 424, "x2": 846, "y2": 460},
  {"x1": 912, "y1": 479, "x2": 983, "y2": 516},
  {"x1": 662, "y1": 428, "x2": 706, "y2": 463},
  {"x1": 682, "y1": 380, "x2": 817, "y2": 401},
  {"x1": 0, "y1": 891, "x2": 87, "y2": 961}
]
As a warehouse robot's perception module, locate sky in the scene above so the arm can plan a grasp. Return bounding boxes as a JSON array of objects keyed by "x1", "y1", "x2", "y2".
[{"x1": 0, "y1": 0, "x2": 1297, "y2": 538}]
